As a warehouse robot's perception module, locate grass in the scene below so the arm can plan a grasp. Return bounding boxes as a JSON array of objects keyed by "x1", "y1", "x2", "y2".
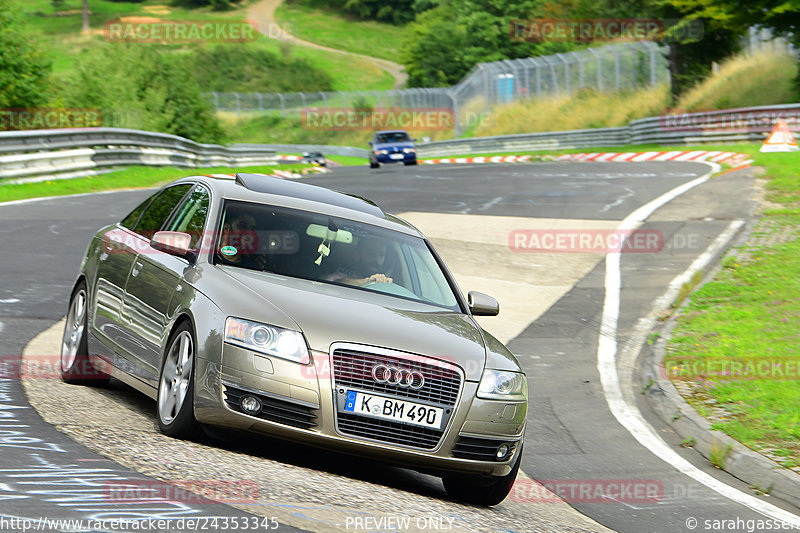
[
  {"x1": 469, "y1": 85, "x2": 671, "y2": 137},
  {"x1": 709, "y1": 441, "x2": 734, "y2": 469},
  {"x1": 665, "y1": 145, "x2": 800, "y2": 468},
  {"x1": 245, "y1": 38, "x2": 394, "y2": 92},
  {"x1": 20, "y1": 0, "x2": 394, "y2": 92},
  {"x1": 0, "y1": 163, "x2": 316, "y2": 203},
  {"x1": 222, "y1": 112, "x2": 450, "y2": 145},
  {"x1": 675, "y1": 51, "x2": 798, "y2": 112},
  {"x1": 274, "y1": 0, "x2": 406, "y2": 62}
]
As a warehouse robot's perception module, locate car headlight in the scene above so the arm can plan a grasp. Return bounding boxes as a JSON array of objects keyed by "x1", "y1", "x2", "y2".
[
  {"x1": 224, "y1": 317, "x2": 309, "y2": 364},
  {"x1": 403, "y1": 148, "x2": 416, "y2": 153},
  {"x1": 379, "y1": 149, "x2": 388, "y2": 155},
  {"x1": 477, "y1": 370, "x2": 527, "y2": 401}
]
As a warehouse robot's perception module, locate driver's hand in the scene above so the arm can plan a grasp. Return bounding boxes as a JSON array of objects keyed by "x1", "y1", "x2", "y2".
[{"x1": 366, "y1": 273, "x2": 392, "y2": 284}]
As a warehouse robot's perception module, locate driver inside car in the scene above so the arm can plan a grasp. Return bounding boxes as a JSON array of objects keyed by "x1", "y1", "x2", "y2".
[{"x1": 326, "y1": 236, "x2": 393, "y2": 286}]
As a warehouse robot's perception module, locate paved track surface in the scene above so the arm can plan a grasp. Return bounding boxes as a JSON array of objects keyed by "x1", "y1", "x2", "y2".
[{"x1": 2, "y1": 162, "x2": 799, "y2": 532}]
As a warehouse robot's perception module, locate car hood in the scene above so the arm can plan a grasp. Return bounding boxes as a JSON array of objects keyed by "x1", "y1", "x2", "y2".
[
  {"x1": 374, "y1": 142, "x2": 415, "y2": 150},
  {"x1": 220, "y1": 268, "x2": 488, "y2": 380}
]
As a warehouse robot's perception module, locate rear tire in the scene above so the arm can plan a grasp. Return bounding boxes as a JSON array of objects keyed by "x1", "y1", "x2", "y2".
[
  {"x1": 442, "y1": 445, "x2": 522, "y2": 506},
  {"x1": 157, "y1": 321, "x2": 199, "y2": 439},
  {"x1": 61, "y1": 281, "x2": 108, "y2": 386}
]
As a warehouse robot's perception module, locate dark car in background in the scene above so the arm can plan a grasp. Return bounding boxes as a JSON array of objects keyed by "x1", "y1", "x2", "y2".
[
  {"x1": 301, "y1": 151, "x2": 327, "y2": 167},
  {"x1": 369, "y1": 130, "x2": 417, "y2": 168}
]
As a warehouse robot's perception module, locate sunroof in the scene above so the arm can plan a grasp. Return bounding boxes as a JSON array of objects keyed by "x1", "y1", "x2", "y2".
[{"x1": 234, "y1": 173, "x2": 385, "y2": 218}]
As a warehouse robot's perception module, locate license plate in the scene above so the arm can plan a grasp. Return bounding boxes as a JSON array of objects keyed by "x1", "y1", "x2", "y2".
[
  {"x1": 389, "y1": 153, "x2": 403, "y2": 160},
  {"x1": 343, "y1": 390, "x2": 443, "y2": 429}
]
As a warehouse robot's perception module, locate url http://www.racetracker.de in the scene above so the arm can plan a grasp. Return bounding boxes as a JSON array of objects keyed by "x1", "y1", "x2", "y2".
[{"x1": 0, "y1": 516, "x2": 280, "y2": 532}]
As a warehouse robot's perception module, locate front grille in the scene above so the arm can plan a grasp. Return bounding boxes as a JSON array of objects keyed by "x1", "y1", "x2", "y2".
[
  {"x1": 224, "y1": 385, "x2": 317, "y2": 430},
  {"x1": 337, "y1": 413, "x2": 442, "y2": 449},
  {"x1": 332, "y1": 348, "x2": 461, "y2": 406},
  {"x1": 332, "y1": 347, "x2": 462, "y2": 449},
  {"x1": 452, "y1": 436, "x2": 515, "y2": 461}
]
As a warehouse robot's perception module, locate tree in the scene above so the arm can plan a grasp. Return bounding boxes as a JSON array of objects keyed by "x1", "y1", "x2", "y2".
[
  {"x1": 662, "y1": 0, "x2": 800, "y2": 98},
  {"x1": 64, "y1": 45, "x2": 224, "y2": 143},
  {"x1": 0, "y1": 0, "x2": 51, "y2": 108},
  {"x1": 81, "y1": 0, "x2": 89, "y2": 33}
]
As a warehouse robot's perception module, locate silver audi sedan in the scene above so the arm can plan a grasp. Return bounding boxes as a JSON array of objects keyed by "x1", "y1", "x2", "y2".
[{"x1": 61, "y1": 173, "x2": 528, "y2": 505}]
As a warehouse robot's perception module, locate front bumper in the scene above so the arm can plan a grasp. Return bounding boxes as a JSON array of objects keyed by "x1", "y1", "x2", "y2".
[
  {"x1": 374, "y1": 152, "x2": 416, "y2": 164},
  {"x1": 194, "y1": 344, "x2": 526, "y2": 477}
]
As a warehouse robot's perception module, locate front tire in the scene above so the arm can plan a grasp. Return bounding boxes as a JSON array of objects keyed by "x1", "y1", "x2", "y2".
[
  {"x1": 157, "y1": 322, "x2": 199, "y2": 439},
  {"x1": 442, "y1": 445, "x2": 522, "y2": 506},
  {"x1": 61, "y1": 281, "x2": 108, "y2": 386},
  {"x1": 369, "y1": 161, "x2": 380, "y2": 169}
]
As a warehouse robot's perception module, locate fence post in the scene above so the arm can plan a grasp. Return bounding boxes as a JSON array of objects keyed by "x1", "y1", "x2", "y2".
[
  {"x1": 279, "y1": 93, "x2": 285, "y2": 117},
  {"x1": 588, "y1": 47, "x2": 602, "y2": 92}
]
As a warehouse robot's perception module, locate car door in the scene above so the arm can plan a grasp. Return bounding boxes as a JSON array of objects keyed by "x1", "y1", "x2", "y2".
[
  {"x1": 111, "y1": 183, "x2": 193, "y2": 384},
  {"x1": 91, "y1": 190, "x2": 161, "y2": 359},
  {"x1": 121, "y1": 184, "x2": 210, "y2": 386}
]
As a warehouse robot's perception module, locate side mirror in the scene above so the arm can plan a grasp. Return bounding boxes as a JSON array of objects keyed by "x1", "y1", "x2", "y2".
[
  {"x1": 468, "y1": 291, "x2": 499, "y2": 317},
  {"x1": 368, "y1": 141, "x2": 373, "y2": 146},
  {"x1": 151, "y1": 231, "x2": 192, "y2": 258},
  {"x1": 412, "y1": 138, "x2": 418, "y2": 142}
]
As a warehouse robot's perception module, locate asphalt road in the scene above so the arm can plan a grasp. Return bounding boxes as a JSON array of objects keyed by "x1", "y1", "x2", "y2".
[{"x1": 1, "y1": 162, "x2": 798, "y2": 532}]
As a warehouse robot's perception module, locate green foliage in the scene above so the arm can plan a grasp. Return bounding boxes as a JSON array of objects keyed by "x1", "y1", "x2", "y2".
[
  {"x1": 301, "y1": 0, "x2": 424, "y2": 25},
  {"x1": 171, "y1": 0, "x2": 242, "y2": 10},
  {"x1": 402, "y1": 0, "x2": 569, "y2": 87},
  {"x1": 62, "y1": 44, "x2": 224, "y2": 143},
  {"x1": 0, "y1": 0, "x2": 52, "y2": 108},
  {"x1": 191, "y1": 45, "x2": 333, "y2": 93}
]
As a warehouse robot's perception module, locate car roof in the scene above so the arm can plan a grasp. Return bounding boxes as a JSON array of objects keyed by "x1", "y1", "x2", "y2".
[
  {"x1": 376, "y1": 130, "x2": 410, "y2": 135},
  {"x1": 175, "y1": 173, "x2": 423, "y2": 237}
]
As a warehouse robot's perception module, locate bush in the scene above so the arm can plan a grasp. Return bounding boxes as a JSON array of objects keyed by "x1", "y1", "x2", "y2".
[
  {"x1": 63, "y1": 44, "x2": 224, "y2": 143},
  {"x1": 0, "y1": 0, "x2": 51, "y2": 108},
  {"x1": 191, "y1": 45, "x2": 334, "y2": 93}
]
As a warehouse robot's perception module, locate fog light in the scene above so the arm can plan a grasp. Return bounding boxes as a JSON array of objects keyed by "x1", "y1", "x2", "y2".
[
  {"x1": 496, "y1": 443, "x2": 511, "y2": 460},
  {"x1": 240, "y1": 395, "x2": 262, "y2": 415}
]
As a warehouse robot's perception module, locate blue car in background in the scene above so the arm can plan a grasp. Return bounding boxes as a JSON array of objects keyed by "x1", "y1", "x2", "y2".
[{"x1": 369, "y1": 130, "x2": 417, "y2": 168}]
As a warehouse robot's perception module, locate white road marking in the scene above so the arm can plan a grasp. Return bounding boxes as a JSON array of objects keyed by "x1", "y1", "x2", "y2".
[
  {"x1": 0, "y1": 299, "x2": 20, "y2": 304},
  {"x1": 597, "y1": 164, "x2": 800, "y2": 526},
  {"x1": 479, "y1": 196, "x2": 504, "y2": 211}
]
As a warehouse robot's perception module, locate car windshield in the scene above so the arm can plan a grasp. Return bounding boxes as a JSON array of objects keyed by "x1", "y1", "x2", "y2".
[
  {"x1": 376, "y1": 132, "x2": 411, "y2": 143},
  {"x1": 214, "y1": 201, "x2": 460, "y2": 311}
]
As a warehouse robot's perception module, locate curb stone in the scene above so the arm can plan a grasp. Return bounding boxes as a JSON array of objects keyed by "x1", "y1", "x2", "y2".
[{"x1": 641, "y1": 217, "x2": 800, "y2": 510}]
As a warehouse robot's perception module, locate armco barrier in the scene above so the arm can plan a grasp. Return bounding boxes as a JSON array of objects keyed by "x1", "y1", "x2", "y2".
[
  {"x1": 0, "y1": 128, "x2": 277, "y2": 182},
  {"x1": 2, "y1": 103, "x2": 798, "y2": 180}
]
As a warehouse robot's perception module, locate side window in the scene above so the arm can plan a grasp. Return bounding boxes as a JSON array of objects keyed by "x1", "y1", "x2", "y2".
[
  {"x1": 120, "y1": 191, "x2": 160, "y2": 230},
  {"x1": 132, "y1": 184, "x2": 192, "y2": 240},
  {"x1": 167, "y1": 185, "x2": 210, "y2": 250}
]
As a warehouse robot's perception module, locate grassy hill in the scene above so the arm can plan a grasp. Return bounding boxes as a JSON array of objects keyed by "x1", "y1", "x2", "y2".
[
  {"x1": 21, "y1": 0, "x2": 393, "y2": 92},
  {"x1": 274, "y1": 0, "x2": 406, "y2": 62}
]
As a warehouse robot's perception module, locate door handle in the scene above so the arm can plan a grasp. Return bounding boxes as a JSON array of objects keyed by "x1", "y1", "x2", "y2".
[{"x1": 131, "y1": 261, "x2": 143, "y2": 278}]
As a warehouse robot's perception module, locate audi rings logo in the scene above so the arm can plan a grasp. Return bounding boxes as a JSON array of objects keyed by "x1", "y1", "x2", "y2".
[{"x1": 371, "y1": 364, "x2": 425, "y2": 390}]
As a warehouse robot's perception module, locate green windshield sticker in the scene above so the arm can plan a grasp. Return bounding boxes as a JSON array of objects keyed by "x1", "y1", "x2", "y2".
[{"x1": 220, "y1": 245, "x2": 238, "y2": 256}]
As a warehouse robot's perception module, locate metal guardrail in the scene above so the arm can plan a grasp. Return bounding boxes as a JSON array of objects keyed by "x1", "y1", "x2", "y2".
[
  {"x1": 2, "y1": 103, "x2": 798, "y2": 181},
  {"x1": 0, "y1": 128, "x2": 277, "y2": 182},
  {"x1": 418, "y1": 103, "x2": 800, "y2": 157}
]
